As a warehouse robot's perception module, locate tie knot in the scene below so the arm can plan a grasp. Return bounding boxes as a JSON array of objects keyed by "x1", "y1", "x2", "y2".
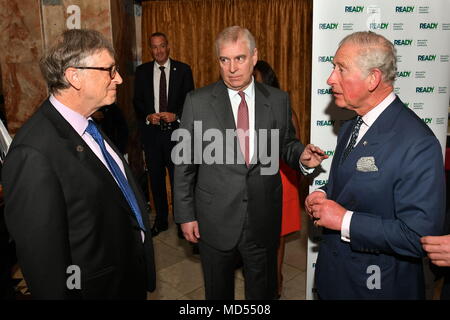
[
  {"x1": 86, "y1": 120, "x2": 101, "y2": 140},
  {"x1": 238, "y1": 91, "x2": 245, "y2": 99},
  {"x1": 159, "y1": 66, "x2": 165, "y2": 71}
]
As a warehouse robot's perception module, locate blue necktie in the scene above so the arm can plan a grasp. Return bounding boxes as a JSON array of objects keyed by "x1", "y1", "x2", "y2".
[
  {"x1": 341, "y1": 116, "x2": 363, "y2": 162},
  {"x1": 86, "y1": 120, "x2": 146, "y2": 231}
]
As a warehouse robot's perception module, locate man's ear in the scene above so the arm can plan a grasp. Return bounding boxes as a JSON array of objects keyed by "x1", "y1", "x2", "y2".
[
  {"x1": 252, "y1": 48, "x2": 258, "y2": 66},
  {"x1": 65, "y1": 67, "x2": 82, "y2": 90},
  {"x1": 368, "y1": 68, "x2": 382, "y2": 91}
]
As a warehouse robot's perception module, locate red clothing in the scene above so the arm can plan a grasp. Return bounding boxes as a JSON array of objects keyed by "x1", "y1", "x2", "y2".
[{"x1": 280, "y1": 161, "x2": 301, "y2": 236}]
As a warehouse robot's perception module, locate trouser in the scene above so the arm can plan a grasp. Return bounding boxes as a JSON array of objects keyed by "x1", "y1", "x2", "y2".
[
  {"x1": 198, "y1": 217, "x2": 278, "y2": 300},
  {"x1": 144, "y1": 129, "x2": 175, "y2": 227}
]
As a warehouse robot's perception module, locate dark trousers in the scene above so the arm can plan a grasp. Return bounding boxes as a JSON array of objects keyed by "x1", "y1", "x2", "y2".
[
  {"x1": 144, "y1": 129, "x2": 175, "y2": 228},
  {"x1": 198, "y1": 220, "x2": 278, "y2": 300},
  {"x1": 0, "y1": 210, "x2": 15, "y2": 300}
]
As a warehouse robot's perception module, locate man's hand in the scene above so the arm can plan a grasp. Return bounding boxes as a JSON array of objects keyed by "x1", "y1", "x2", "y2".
[
  {"x1": 146, "y1": 113, "x2": 161, "y2": 125},
  {"x1": 305, "y1": 191, "x2": 327, "y2": 219},
  {"x1": 159, "y1": 112, "x2": 177, "y2": 123},
  {"x1": 308, "y1": 197, "x2": 346, "y2": 231},
  {"x1": 300, "y1": 144, "x2": 328, "y2": 168},
  {"x1": 181, "y1": 221, "x2": 200, "y2": 243},
  {"x1": 421, "y1": 235, "x2": 450, "y2": 267}
]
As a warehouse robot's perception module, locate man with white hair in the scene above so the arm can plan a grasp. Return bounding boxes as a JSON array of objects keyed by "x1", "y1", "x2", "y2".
[{"x1": 306, "y1": 31, "x2": 445, "y2": 299}]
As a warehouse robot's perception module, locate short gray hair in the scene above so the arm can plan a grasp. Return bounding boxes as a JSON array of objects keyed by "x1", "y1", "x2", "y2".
[
  {"x1": 215, "y1": 26, "x2": 256, "y2": 56},
  {"x1": 40, "y1": 29, "x2": 115, "y2": 94},
  {"x1": 339, "y1": 31, "x2": 397, "y2": 84}
]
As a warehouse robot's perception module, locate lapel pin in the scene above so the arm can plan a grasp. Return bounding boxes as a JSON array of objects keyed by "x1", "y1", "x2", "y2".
[
  {"x1": 363, "y1": 141, "x2": 368, "y2": 146},
  {"x1": 76, "y1": 145, "x2": 84, "y2": 152},
  {"x1": 173, "y1": 67, "x2": 177, "y2": 71}
]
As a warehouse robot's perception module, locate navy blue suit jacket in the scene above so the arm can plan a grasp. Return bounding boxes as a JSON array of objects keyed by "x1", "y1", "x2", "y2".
[{"x1": 315, "y1": 97, "x2": 445, "y2": 299}]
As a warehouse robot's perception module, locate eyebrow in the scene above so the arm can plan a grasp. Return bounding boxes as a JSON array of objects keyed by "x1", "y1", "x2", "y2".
[{"x1": 219, "y1": 54, "x2": 246, "y2": 60}]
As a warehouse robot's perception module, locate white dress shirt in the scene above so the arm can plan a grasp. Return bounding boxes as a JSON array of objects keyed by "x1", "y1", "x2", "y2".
[
  {"x1": 227, "y1": 79, "x2": 256, "y2": 162},
  {"x1": 153, "y1": 59, "x2": 171, "y2": 113}
]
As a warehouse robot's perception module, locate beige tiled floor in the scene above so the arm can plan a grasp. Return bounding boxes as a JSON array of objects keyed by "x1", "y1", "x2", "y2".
[{"x1": 147, "y1": 212, "x2": 308, "y2": 300}]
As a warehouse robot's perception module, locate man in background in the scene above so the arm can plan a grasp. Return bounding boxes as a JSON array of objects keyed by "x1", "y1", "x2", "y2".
[{"x1": 134, "y1": 32, "x2": 194, "y2": 237}]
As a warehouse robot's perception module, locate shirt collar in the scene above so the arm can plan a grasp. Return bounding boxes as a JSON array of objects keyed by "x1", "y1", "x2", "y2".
[
  {"x1": 361, "y1": 92, "x2": 396, "y2": 127},
  {"x1": 155, "y1": 59, "x2": 171, "y2": 71},
  {"x1": 50, "y1": 95, "x2": 89, "y2": 136},
  {"x1": 227, "y1": 77, "x2": 255, "y2": 100}
]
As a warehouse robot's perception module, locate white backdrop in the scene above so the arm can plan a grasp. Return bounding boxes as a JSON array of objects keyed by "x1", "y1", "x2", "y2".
[{"x1": 307, "y1": 0, "x2": 450, "y2": 300}]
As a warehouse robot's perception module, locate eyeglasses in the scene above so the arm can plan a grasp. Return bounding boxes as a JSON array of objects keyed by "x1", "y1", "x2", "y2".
[{"x1": 73, "y1": 65, "x2": 119, "y2": 79}]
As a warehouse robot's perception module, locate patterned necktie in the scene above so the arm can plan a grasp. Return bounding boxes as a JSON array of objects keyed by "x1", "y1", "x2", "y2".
[
  {"x1": 85, "y1": 120, "x2": 146, "y2": 231},
  {"x1": 237, "y1": 91, "x2": 250, "y2": 166},
  {"x1": 159, "y1": 66, "x2": 168, "y2": 112},
  {"x1": 341, "y1": 116, "x2": 363, "y2": 162}
]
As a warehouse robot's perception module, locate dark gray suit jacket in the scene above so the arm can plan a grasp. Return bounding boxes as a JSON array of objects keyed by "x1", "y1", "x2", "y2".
[
  {"x1": 174, "y1": 81, "x2": 304, "y2": 251},
  {"x1": 3, "y1": 100, "x2": 156, "y2": 299}
]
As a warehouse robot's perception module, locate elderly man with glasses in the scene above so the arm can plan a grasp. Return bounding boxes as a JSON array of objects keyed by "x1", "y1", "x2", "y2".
[{"x1": 2, "y1": 29, "x2": 156, "y2": 299}]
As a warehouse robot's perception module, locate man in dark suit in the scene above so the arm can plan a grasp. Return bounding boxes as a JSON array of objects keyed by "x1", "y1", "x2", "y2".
[
  {"x1": 306, "y1": 31, "x2": 445, "y2": 299},
  {"x1": 173, "y1": 26, "x2": 327, "y2": 299},
  {"x1": 3, "y1": 29, "x2": 155, "y2": 299},
  {"x1": 134, "y1": 32, "x2": 194, "y2": 237}
]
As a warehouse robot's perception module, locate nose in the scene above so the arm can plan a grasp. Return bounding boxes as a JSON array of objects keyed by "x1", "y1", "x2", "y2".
[
  {"x1": 326, "y1": 69, "x2": 336, "y2": 86},
  {"x1": 229, "y1": 60, "x2": 238, "y2": 74},
  {"x1": 113, "y1": 70, "x2": 123, "y2": 84}
]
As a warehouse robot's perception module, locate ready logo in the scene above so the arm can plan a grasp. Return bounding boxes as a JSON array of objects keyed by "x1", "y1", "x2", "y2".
[
  {"x1": 345, "y1": 6, "x2": 364, "y2": 13},
  {"x1": 318, "y1": 56, "x2": 334, "y2": 63},
  {"x1": 421, "y1": 118, "x2": 432, "y2": 124},
  {"x1": 396, "y1": 6, "x2": 414, "y2": 13},
  {"x1": 369, "y1": 22, "x2": 389, "y2": 30},
  {"x1": 416, "y1": 86, "x2": 434, "y2": 93},
  {"x1": 316, "y1": 120, "x2": 335, "y2": 127},
  {"x1": 394, "y1": 39, "x2": 413, "y2": 46},
  {"x1": 419, "y1": 23, "x2": 438, "y2": 29},
  {"x1": 418, "y1": 55, "x2": 436, "y2": 61},
  {"x1": 317, "y1": 88, "x2": 332, "y2": 95},
  {"x1": 324, "y1": 150, "x2": 335, "y2": 157},
  {"x1": 396, "y1": 71, "x2": 411, "y2": 78},
  {"x1": 314, "y1": 179, "x2": 328, "y2": 186},
  {"x1": 319, "y1": 23, "x2": 339, "y2": 30}
]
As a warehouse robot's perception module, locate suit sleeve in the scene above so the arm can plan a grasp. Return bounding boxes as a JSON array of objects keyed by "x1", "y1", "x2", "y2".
[
  {"x1": 280, "y1": 93, "x2": 304, "y2": 169},
  {"x1": 3, "y1": 145, "x2": 78, "y2": 299},
  {"x1": 173, "y1": 92, "x2": 198, "y2": 224},
  {"x1": 133, "y1": 67, "x2": 148, "y2": 123},
  {"x1": 349, "y1": 135, "x2": 446, "y2": 258}
]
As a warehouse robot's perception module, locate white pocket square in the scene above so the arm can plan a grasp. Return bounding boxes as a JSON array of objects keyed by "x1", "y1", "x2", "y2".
[{"x1": 356, "y1": 156, "x2": 378, "y2": 172}]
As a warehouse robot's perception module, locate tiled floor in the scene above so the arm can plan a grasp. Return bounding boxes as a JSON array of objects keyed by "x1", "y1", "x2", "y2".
[{"x1": 147, "y1": 211, "x2": 308, "y2": 300}]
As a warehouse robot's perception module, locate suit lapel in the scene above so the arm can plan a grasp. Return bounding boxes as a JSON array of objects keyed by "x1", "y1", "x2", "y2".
[
  {"x1": 147, "y1": 62, "x2": 155, "y2": 114},
  {"x1": 41, "y1": 101, "x2": 137, "y2": 223},
  {"x1": 251, "y1": 83, "x2": 272, "y2": 169},
  {"x1": 167, "y1": 59, "x2": 176, "y2": 110},
  {"x1": 332, "y1": 98, "x2": 402, "y2": 201},
  {"x1": 210, "y1": 81, "x2": 236, "y2": 131}
]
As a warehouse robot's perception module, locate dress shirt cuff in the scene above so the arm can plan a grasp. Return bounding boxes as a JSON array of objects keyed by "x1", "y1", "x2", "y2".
[
  {"x1": 299, "y1": 162, "x2": 314, "y2": 175},
  {"x1": 340, "y1": 210, "x2": 353, "y2": 242}
]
